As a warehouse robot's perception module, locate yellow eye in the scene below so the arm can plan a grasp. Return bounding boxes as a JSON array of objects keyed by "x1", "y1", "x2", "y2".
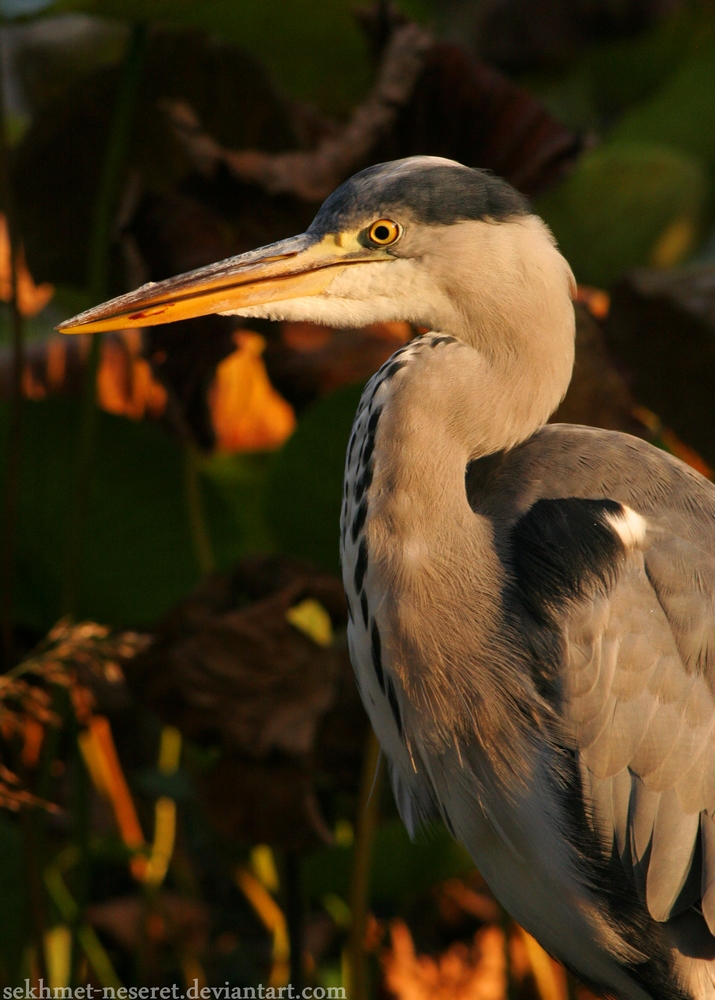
[{"x1": 367, "y1": 219, "x2": 401, "y2": 246}]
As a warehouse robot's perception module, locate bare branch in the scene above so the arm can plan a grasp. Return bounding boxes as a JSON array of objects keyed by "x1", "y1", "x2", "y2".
[{"x1": 164, "y1": 23, "x2": 433, "y2": 202}]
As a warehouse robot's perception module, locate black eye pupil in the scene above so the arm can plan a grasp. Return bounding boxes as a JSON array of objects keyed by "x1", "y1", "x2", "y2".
[{"x1": 374, "y1": 225, "x2": 390, "y2": 241}]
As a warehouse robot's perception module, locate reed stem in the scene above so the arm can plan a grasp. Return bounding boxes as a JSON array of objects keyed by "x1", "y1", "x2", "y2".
[
  {"x1": 62, "y1": 22, "x2": 148, "y2": 617},
  {"x1": 347, "y1": 729, "x2": 383, "y2": 1000}
]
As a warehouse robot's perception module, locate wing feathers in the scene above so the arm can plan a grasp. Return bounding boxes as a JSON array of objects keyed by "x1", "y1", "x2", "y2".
[
  {"x1": 629, "y1": 701, "x2": 684, "y2": 781},
  {"x1": 588, "y1": 769, "x2": 616, "y2": 852},
  {"x1": 674, "y1": 739, "x2": 710, "y2": 814},
  {"x1": 701, "y1": 812, "x2": 715, "y2": 934},
  {"x1": 511, "y1": 492, "x2": 715, "y2": 938},
  {"x1": 569, "y1": 536, "x2": 715, "y2": 939},
  {"x1": 646, "y1": 787, "x2": 699, "y2": 921},
  {"x1": 703, "y1": 745, "x2": 715, "y2": 816},
  {"x1": 611, "y1": 766, "x2": 632, "y2": 862},
  {"x1": 568, "y1": 639, "x2": 619, "y2": 725},
  {"x1": 583, "y1": 691, "x2": 657, "y2": 779},
  {"x1": 630, "y1": 776, "x2": 660, "y2": 870}
]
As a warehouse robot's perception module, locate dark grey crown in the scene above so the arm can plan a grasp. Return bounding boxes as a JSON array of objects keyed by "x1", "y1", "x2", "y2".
[{"x1": 310, "y1": 157, "x2": 530, "y2": 234}]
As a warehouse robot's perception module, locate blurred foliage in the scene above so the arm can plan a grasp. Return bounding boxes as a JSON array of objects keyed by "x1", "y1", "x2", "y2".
[
  {"x1": 1, "y1": 0, "x2": 715, "y2": 997},
  {"x1": 0, "y1": 816, "x2": 27, "y2": 981},
  {"x1": 302, "y1": 820, "x2": 474, "y2": 911},
  {"x1": 527, "y1": 1, "x2": 715, "y2": 131},
  {"x1": 608, "y1": 34, "x2": 715, "y2": 167},
  {"x1": 267, "y1": 383, "x2": 364, "y2": 576},
  {"x1": 531, "y1": 1, "x2": 715, "y2": 284},
  {"x1": 536, "y1": 142, "x2": 708, "y2": 286},
  {"x1": 0, "y1": 399, "x2": 275, "y2": 629},
  {"x1": 50, "y1": 0, "x2": 433, "y2": 116}
]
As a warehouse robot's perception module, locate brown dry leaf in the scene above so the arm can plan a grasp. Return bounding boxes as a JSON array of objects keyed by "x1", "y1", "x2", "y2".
[
  {"x1": 88, "y1": 891, "x2": 209, "y2": 954},
  {"x1": 3, "y1": 328, "x2": 168, "y2": 420},
  {"x1": 0, "y1": 213, "x2": 54, "y2": 316},
  {"x1": 127, "y1": 555, "x2": 367, "y2": 849},
  {"x1": 129, "y1": 557, "x2": 347, "y2": 759},
  {"x1": 2, "y1": 324, "x2": 294, "y2": 452},
  {"x1": 606, "y1": 264, "x2": 715, "y2": 468},
  {"x1": 208, "y1": 330, "x2": 296, "y2": 452},
  {"x1": 383, "y1": 920, "x2": 507, "y2": 1000},
  {"x1": 550, "y1": 302, "x2": 642, "y2": 436}
]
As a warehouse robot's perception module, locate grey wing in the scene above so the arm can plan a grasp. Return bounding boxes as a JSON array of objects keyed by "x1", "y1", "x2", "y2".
[{"x1": 566, "y1": 526, "x2": 715, "y2": 931}]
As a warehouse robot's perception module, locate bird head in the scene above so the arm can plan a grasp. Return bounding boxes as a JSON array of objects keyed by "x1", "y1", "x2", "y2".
[{"x1": 58, "y1": 157, "x2": 575, "y2": 360}]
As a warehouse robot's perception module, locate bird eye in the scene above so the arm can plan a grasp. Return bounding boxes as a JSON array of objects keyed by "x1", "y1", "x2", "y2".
[{"x1": 367, "y1": 219, "x2": 401, "y2": 246}]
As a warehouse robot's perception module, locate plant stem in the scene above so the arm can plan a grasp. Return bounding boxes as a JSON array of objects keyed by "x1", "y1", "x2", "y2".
[
  {"x1": 20, "y1": 809, "x2": 48, "y2": 982},
  {"x1": 0, "y1": 267, "x2": 23, "y2": 667},
  {"x1": 184, "y1": 444, "x2": 216, "y2": 575},
  {"x1": 70, "y1": 720, "x2": 91, "y2": 988},
  {"x1": 284, "y1": 851, "x2": 304, "y2": 993},
  {"x1": 0, "y1": 24, "x2": 25, "y2": 668},
  {"x1": 62, "y1": 22, "x2": 148, "y2": 617},
  {"x1": 347, "y1": 729, "x2": 382, "y2": 1000}
]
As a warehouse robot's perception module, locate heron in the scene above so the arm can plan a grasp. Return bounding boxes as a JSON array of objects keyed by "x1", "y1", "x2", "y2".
[{"x1": 60, "y1": 156, "x2": 715, "y2": 1000}]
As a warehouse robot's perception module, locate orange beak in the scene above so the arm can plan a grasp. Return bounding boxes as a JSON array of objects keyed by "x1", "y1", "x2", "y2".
[{"x1": 57, "y1": 231, "x2": 379, "y2": 335}]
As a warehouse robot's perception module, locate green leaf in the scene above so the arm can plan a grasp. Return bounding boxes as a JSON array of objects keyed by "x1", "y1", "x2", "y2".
[
  {"x1": 201, "y1": 450, "x2": 276, "y2": 567},
  {"x1": 301, "y1": 819, "x2": 474, "y2": 912},
  {"x1": 0, "y1": 399, "x2": 270, "y2": 630},
  {"x1": 608, "y1": 37, "x2": 715, "y2": 171},
  {"x1": 265, "y1": 383, "x2": 364, "y2": 576},
  {"x1": 526, "y1": 4, "x2": 715, "y2": 133},
  {"x1": 536, "y1": 142, "x2": 709, "y2": 287}
]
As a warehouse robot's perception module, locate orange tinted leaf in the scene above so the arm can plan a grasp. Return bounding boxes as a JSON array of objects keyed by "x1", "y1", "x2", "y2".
[
  {"x1": 16, "y1": 248, "x2": 54, "y2": 317},
  {"x1": 97, "y1": 331, "x2": 168, "y2": 421},
  {"x1": 79, "y1": 715, "x2": 146, "y2": 859},
  {"x1": 0, "y1": 214, "x2": 54, "y2": 317},
  {"x1": 209, "y1": 330, "x2": 296, "y2": 452},
  {"x1": 383, "y1": 919, "x2": 507, "y2": 1000}
]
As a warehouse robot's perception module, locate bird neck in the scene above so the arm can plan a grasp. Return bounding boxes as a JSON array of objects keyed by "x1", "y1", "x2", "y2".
[
  {"x1": 376, "y1": 314, "x2": 574, "y2": 497},
  {"x1": 366, "y1": 334, "x2": 553, "y2": 594},
  {"x1": 353, "y1": 322, "x2": 573, "y2": 749}
]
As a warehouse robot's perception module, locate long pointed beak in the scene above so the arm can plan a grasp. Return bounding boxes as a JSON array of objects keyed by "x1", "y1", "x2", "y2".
[{"x1": 57, "y1": 232, "x2": 374, "y2": 335}]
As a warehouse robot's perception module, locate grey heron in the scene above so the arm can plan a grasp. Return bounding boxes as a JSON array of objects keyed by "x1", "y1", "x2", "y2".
[{"x1": 60, "y1": 156, "x2": 715, "y2": 1000}]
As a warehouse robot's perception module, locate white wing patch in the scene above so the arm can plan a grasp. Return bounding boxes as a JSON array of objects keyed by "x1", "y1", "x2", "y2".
[{"x1": 605, "y1": 505, "x2": 648, "y2": 550}]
